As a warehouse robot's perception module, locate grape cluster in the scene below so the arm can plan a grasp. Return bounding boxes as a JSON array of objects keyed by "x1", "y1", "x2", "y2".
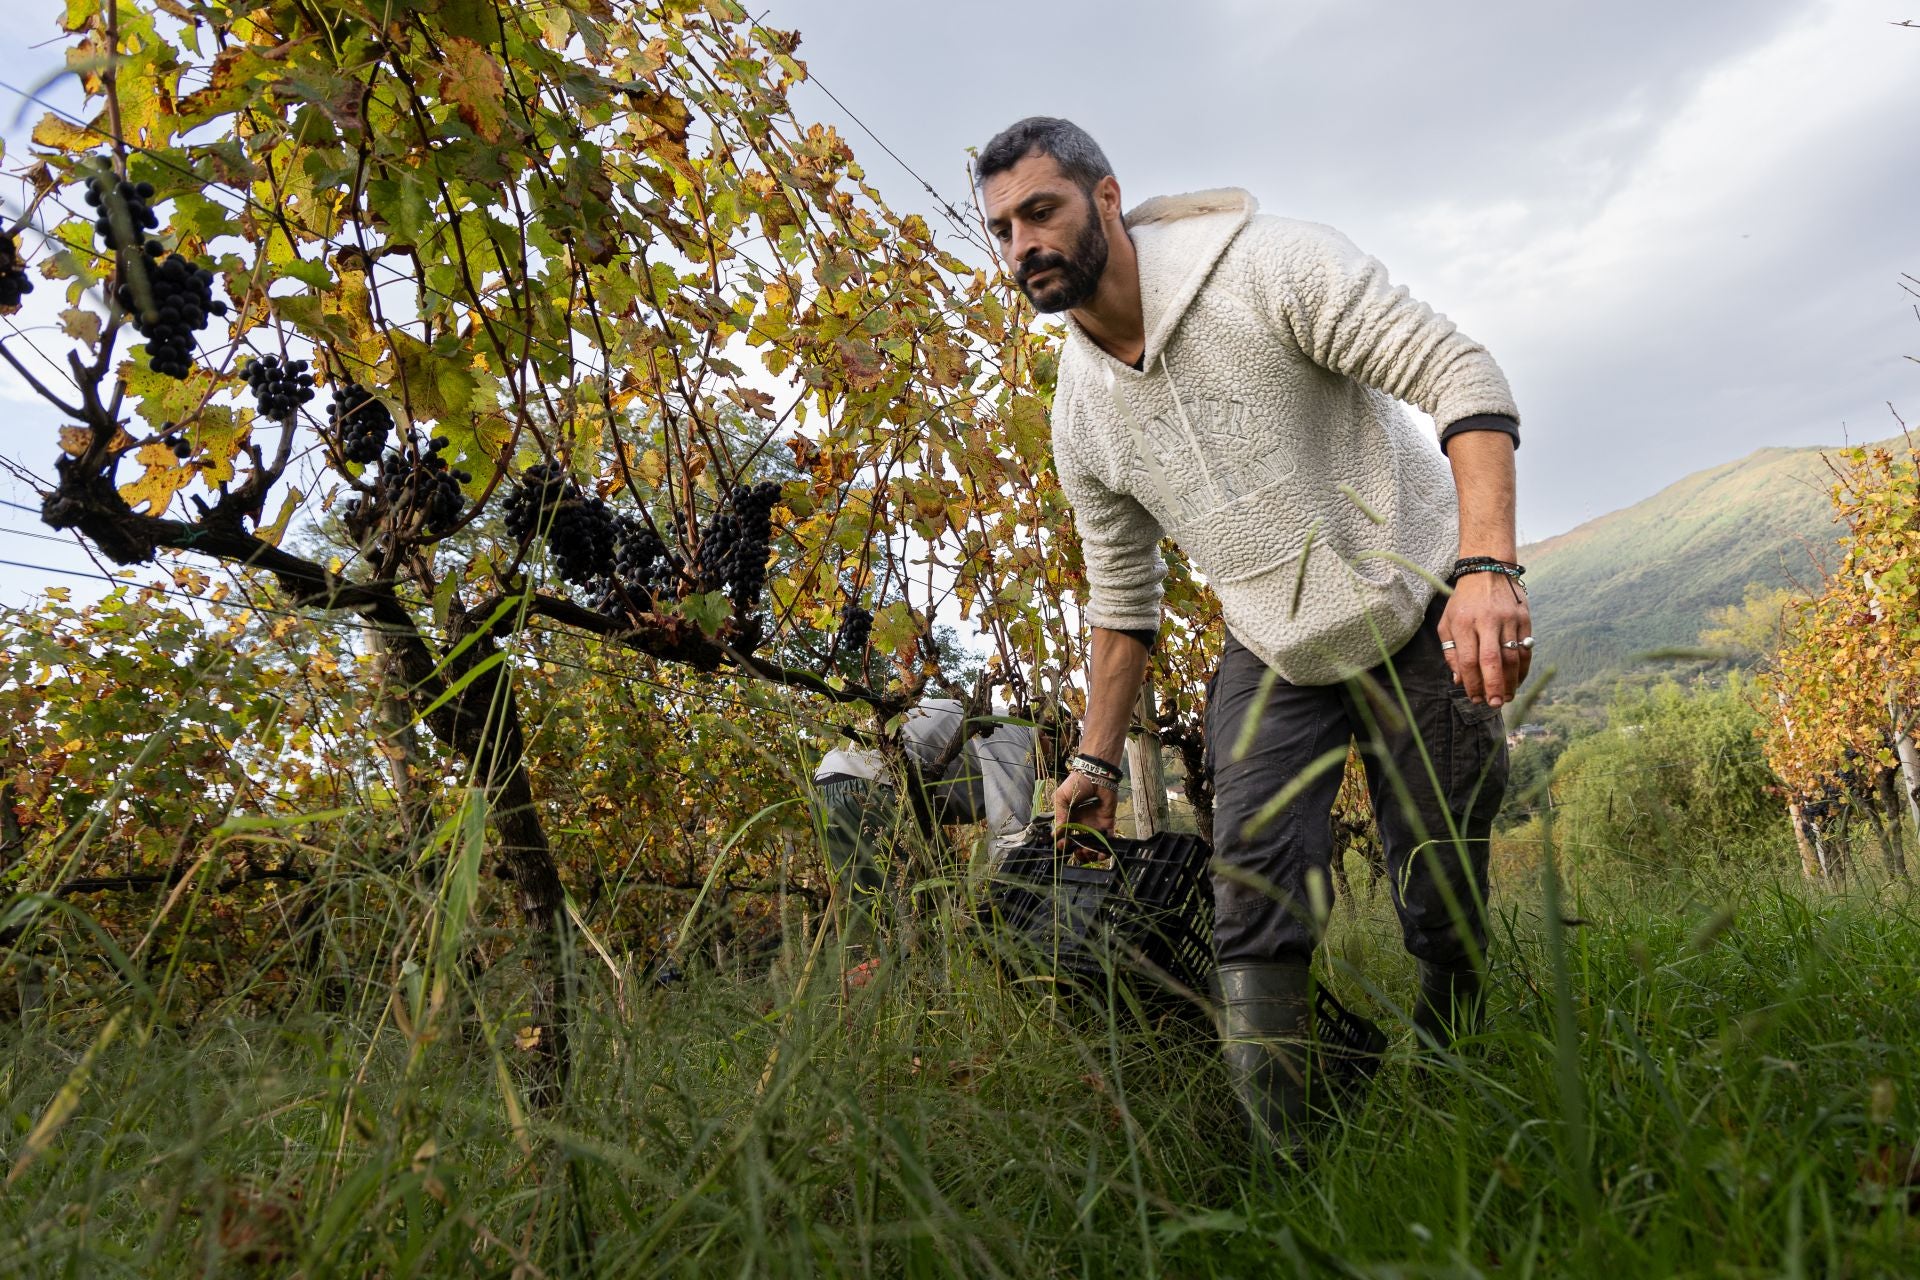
[
  {"x1": 502, "y1": 463, "x2": 618, "y2": 587},
  {"x1": 83, "y1": 174, "x2": 158, "y2": 251},
  {"x1": 351, "y1": 434, "x2": 469, "y2": 535},
  {"x1": 243, "y1": 355, "x2": 316, "y2": 421},
  {"x1": 327, "y1": 382, "x2": 394, "y2": 466},
  {"x1": 0, "y1": 234, "x2": 32, "y2": 308},
  {"x1": 504, "y1": 469, "x2": 779, "y2": 615},
  {"x1": 114, "y1": 243, "x2": 227, "y2": 379},
  {"x1": 502, "y1": 462, "x2": 570, "y2": 542},
  {"x1": 586, "y1": 516, "x2": 684, "y2": 615},
  {"x1": 696, "y1": 481, "x2": 780, "y2": 611},
  {"x1": 836, "y1": 601, "x2": 872, "y2": 657},
  {"x1": 162, "y1": 426, "x2": 191, "y2": 460},
  {"x1": 547, "y1": 493, "x2": 617, "y2": 586},
  {"x1": 1800, "y1": 778, "x2": 1844, "y2": 823}
]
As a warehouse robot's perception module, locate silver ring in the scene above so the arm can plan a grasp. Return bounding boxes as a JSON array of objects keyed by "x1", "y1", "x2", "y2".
[
  {"x1": 1502, "y1": 637, "x2": 1535, "y2": 650},
  {"x1": 1439, "y1": 640, "x2": 1457, "y2": 651}
]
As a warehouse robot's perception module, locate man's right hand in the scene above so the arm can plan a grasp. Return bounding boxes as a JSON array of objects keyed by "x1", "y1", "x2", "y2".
[
  {"x1": 1052, "y1": 770, "x2": 1119, "y2": 844},
  {"x1": 1055, "y1": 624, "x2": 1151, "y2": 851}
]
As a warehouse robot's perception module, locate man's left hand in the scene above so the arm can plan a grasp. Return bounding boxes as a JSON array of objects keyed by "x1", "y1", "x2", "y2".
[{"x1": 1437, "y1": 572, "x2": 1532, "y2": 707}]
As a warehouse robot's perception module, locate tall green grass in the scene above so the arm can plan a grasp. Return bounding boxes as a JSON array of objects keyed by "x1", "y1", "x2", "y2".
[{"x1": 1, "y1": 816, "x2": 1915, "y2": 1279}]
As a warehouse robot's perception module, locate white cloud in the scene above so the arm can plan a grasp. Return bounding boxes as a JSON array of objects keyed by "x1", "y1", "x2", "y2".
[{"x1": 1433, "y1": 0, "x2": 1915, "y2": 331}]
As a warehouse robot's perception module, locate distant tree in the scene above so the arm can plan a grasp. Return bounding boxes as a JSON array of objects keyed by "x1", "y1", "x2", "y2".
[
  {"x1": 1698, "y1": 584, "x2": 1797, "y2": 667},
  {"x1": 1761, "y1": 439, "x2": 1920, "y2": 878},
  {"x1": 1550, "y1": 678, "x2": 1787, "y2": 871}
]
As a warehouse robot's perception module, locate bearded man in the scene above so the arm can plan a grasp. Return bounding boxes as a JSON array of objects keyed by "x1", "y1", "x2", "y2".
[{"x1": 976, "y1": 117, "x2": 1530, "y2": 1157}]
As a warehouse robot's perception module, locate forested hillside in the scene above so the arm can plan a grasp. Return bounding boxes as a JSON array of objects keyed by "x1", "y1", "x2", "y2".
[{"x1": 1521, "y1": 441, "x2": 1855, "y2": 697}]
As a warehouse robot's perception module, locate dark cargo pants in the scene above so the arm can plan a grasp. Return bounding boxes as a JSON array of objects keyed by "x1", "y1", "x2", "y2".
[{"x1": 1205, "y1": 594, "x2": 1509, "y2": 969}]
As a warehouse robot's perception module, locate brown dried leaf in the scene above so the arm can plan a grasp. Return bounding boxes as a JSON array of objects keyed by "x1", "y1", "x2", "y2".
[
  {"x1": 627, "y1": 86, "x2": 692, "y2": 177},
  {"x1": 439, "y1": 37, "x2": 508, "y2": 143},
  {"x1": 833, "y1": 336, "x2": 885, "y2": 392},
  {"x1": 59, "y1": 308, "x2": 101, "y2": 346},
  {"x1": 1858, "y1": 1143, "x2": 1920, "y2": 1215}
]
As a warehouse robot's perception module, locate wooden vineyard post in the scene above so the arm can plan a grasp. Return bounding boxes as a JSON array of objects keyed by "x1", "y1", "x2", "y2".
[
  {"x1": 1889, "y1": 699, "x2": 1920, "y2": 867},
  {"x1": 1788, "y1": 800, "x2": 1822, "y2": 881},
  {"x1": 1127, "y1": 686, "x2": 1172, "y2": 839}
]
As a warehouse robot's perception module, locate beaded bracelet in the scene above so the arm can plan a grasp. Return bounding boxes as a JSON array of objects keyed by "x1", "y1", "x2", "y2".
[{"x1": 1449, "y1": 556, "x2": 1525, "y2": 585}]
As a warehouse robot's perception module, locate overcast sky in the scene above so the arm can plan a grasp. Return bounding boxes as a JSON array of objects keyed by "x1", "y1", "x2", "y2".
[{"x1": 2, "y1": 0, "x2": 1916, "y2": 607}]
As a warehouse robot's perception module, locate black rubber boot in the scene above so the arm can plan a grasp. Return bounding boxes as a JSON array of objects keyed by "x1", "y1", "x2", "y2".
[
  {"x1": 1217, "y1": 961, "x2": 1314, "y2": 1162},
  {"x1": 1412, "y1": 961, "x2": 1485, "y2": 1046}
]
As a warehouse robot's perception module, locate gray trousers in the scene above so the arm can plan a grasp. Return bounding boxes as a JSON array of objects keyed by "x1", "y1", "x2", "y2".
[
  {"x1": 815, "y1": 774, "x2": 900, "y2": 904},
  {"x1": 1205, "y1": 594, "x2": 1509, "y2": 969}
]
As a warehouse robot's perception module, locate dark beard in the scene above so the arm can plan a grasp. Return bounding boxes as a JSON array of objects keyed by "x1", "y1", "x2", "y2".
[{"x1": 1014, "y1": 202, "x2": 1109, "y2": 313}]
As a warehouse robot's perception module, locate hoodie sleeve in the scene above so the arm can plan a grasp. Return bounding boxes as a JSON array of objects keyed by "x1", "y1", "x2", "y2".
[
  {"x1": 1052, "y1": 385, "x2": 1168, "y2": 633},
  {"x1": 1253, "y1": 219, "x2": 1519, "y2": 433}
]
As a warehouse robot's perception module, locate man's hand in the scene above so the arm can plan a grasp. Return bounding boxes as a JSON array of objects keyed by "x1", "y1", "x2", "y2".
[
  {"x1": 1438, "y1": 571, "x2": 1532, "y2": 706},
  {"x1": 1440, "y1": 431, "x2": 1527, "y2": 706},
  {"x1": 1053, "y1": 625, "x2": 1150, "y2": 849},
  {"x1": 1052, "y1": 770, "x2": 1118, "y2": 845}
]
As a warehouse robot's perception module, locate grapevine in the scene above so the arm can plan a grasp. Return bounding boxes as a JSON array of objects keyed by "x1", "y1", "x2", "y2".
[
  {"x1": 13, "y1": 0, "x2": 1121, "y2": 1096},
  {"x1": 1761, "y1": 441, "x2": 1920, "y2": 834}
]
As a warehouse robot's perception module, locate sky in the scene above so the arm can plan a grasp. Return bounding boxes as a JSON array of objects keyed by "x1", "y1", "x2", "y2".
[
  {"x1": 2, "y1": 0, "x2": 1917, "y2": 609},
  {"x1": 756, "y1": 0, "x2": 1919, "y2": 539}
]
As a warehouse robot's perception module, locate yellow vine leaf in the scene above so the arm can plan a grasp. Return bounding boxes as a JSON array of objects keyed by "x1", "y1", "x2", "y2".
[
  {"x1": 29, "y1": 111, "x2": 103, "y2": 152},
  {"x1": 117, "y1": 444, "x2": 194, "y2": 514},
  {"x1": 258, "y1": 487, "x2": 303, "y2": 548},
  {"x1": 193, "y1": 407, "x2": 251, "y2": 489},
  {"x1": 636, "y1": 449, "x2": 666, "y2": 489}
]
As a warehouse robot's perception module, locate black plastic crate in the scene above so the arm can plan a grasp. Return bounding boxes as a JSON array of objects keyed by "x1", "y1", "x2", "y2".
[{"x1": 982, "y1": 818, "x2": 1215, "y2": 1005}]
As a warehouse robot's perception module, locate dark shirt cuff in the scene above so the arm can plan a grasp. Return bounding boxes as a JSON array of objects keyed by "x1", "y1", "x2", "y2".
[
  {"x1": 1439, "y1": 413, "x2": 1519, "y2": 453},
  {"x1": 1116, "y1": 626, "x2": 1158, "y2": 652}
]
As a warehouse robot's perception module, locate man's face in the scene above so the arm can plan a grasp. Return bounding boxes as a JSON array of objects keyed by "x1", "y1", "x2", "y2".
[{"x1": 981, "y1": 151, "x2": 1110, "y2": 313}]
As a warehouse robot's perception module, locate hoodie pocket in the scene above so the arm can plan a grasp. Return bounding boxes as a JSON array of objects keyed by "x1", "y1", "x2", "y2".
[
  {"x1": 1177, "y1": 476, "x2": 1410, "y2": 591},
  {"x1": 1212, "y1": 540, "x2": 1432, "y2": 685},
  {"x1": 1173, "y1": 478, "x2": 1317, "y2": 586}
]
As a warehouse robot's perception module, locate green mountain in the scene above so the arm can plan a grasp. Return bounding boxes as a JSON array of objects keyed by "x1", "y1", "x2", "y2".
[{"x1": 1519, "y1": 442, "x2": 1853, "y2": 701}]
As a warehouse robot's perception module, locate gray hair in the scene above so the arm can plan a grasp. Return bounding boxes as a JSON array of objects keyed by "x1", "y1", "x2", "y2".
[{"x1": 976, "y1": 117, "x2": 1113, "y2": 193}]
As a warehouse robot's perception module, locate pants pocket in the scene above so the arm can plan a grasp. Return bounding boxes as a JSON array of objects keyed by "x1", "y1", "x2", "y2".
[{"x1": 1445, "y1": 691, "x2": 1509, "y2": 818}]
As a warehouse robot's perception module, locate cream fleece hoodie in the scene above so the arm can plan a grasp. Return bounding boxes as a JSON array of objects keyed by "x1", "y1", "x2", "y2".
[{"x1": 1051, "y1": 189, "x2": 1519, "y2": 684}]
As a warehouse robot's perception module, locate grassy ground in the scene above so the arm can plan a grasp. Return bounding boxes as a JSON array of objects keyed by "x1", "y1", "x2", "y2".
[{"x1": 3, "y1": 847, "x2": 1917, "y2": 1277}]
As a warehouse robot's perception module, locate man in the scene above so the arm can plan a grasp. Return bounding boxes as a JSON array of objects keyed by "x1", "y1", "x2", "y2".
[
  {"x1": 976, "y1": 117, "x2": 1530, "y2": 1155},
  {"x1": 812, "y1": 698, "x2": 1053, "y2": 928}
]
